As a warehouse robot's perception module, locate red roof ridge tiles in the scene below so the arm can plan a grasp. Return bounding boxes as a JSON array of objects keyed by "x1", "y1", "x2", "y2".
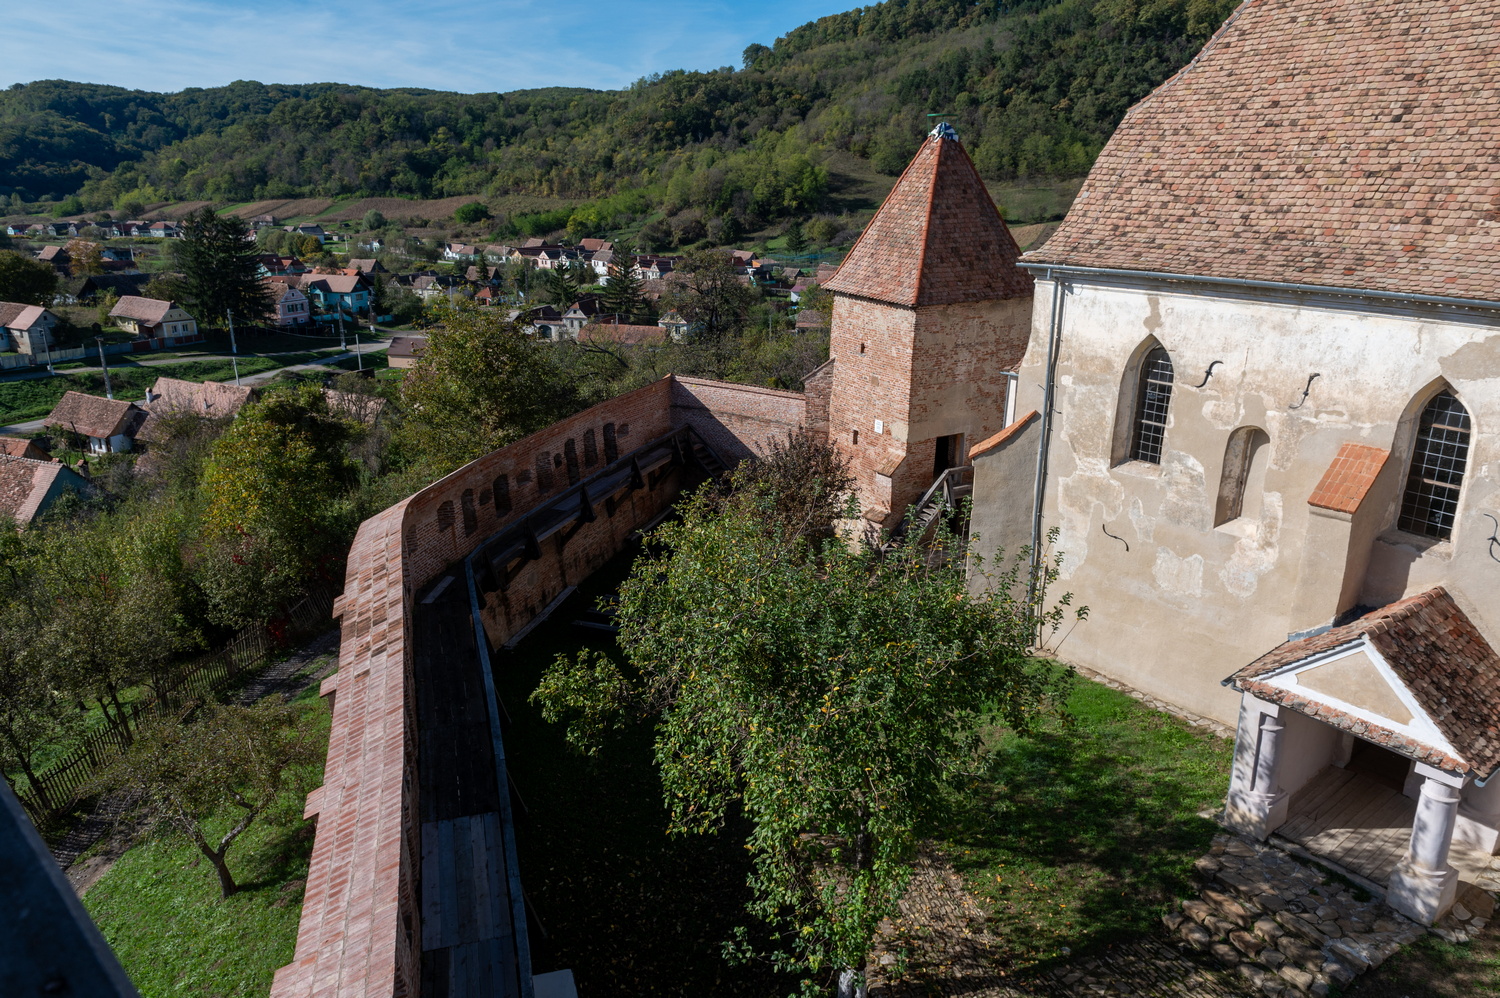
[
  {"x1": 1026, "y1": 0, "x2": 1500, "y2": 301},
  {"x1": 1228, "y1": 588, "x2": 1500, "y2": 777},
  {"x1": 1307, "y1": 442, "x2": 1390, "y2": 514},
  {"x1": 825, "y1": 129, "x2": 1032, "y2": 307}
]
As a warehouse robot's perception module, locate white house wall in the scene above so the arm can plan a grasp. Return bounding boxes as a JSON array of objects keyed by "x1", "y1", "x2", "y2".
[{"x1": 978, "y1": 276, "x2": 1500, "y2": 726}]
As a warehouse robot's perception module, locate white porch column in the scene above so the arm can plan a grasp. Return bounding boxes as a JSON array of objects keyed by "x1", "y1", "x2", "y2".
[
  {"x1": 1388, "y1": 765, "x2": 1463, "y2": 925},
  {"x1": 1226, "y1": 698, "x2": 1289, "y2": 841}
]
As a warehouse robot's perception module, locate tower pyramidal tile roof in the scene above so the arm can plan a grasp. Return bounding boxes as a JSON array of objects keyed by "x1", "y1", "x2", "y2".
[{"x1": 825, "y1": 124, "x2": 1031, "y2": 307}]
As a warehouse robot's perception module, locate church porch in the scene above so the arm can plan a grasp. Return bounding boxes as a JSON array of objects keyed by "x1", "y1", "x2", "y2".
[{"x1": 1221, "y1": 588, "x2": 1500, "y2": 925}]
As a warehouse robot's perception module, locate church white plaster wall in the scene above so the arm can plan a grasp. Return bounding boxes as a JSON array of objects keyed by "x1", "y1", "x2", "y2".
[{"x1": 991, "y1": 277, "x2": 1500, "y2": 727}]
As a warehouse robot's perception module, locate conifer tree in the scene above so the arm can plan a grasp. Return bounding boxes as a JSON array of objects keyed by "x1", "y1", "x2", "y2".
[
  {"x1": 600, "y1": 259, "x2": 647, "y2": 322},
  {"x1": 174, "y1": 207, "x2": 269, "y2": 324}
]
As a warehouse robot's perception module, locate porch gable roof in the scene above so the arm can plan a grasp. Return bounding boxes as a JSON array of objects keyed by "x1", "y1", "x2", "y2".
[{"x1": 1226, "y1": 588, "x2": 1500, "y2": 778}]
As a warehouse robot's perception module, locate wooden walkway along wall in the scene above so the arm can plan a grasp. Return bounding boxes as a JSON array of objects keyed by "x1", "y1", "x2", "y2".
[
  {"x1": 414, "y1": 580, "x2": 523, "y2": 997},
  {"x1": 12, "y1": 587, "x2": 335, "y2": 827}
]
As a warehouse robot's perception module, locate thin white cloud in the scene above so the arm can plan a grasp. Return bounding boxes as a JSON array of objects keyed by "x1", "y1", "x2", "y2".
[{"x1": 1, "y1": 0, "x2": 855, "y2": 93}]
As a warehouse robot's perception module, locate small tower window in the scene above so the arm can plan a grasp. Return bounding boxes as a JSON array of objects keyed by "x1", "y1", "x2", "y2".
[
  {"x1": 1398, "y1": 391, "x2": 1470, "y2": 540},
  {"x1": 1129, "y1": 347, "x2": 1174, "y2": 464}
]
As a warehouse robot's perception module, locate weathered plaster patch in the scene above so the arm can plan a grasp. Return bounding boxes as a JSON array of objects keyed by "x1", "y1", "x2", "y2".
[
  {"x1": 1144, "y1": 295, "x2": 1163, "y2": 332},
  {"x1": 1128, "y1": 496, "x2": 1155, "y2": 544},
  {"x1": 1220, "y1": 493, "x2": 1284, "y2": 598},
  {"x1": 1153, "y1": 547, "x2": 1205, "y2": 597},
  {"x1": 1160, "y1": 451, "x2": 1209, "y2": 530},
  {"x1": 1440, "y1": 339, "x2": 1500, "y2": 383}
]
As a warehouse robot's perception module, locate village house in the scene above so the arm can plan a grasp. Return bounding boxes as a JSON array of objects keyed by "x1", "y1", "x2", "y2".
[
  {"x1": 269, "y1": 283, "x2": 312, "y2": 327},
  {"x1": 386, "y1": 335, "x2": 427, "y2": 370},
  {"x1": 34, "y1": 245, "x2": 70, "y2": 273},
  {"x1": 108, "y1": 296, "x2": 200, "y2": 346},
  {"x1": 44, "y1": 391, "x2": 144, "y2": 454},
  {"x1": 0, "y1": 437, "x2": 52, "y2": 461},
  {"x1": 577, "y1": 321, "x2": 666, "y2": 347},
  {"x1": 146, "y1": 221, "x2": 179, "y2": 239},
  {"x1": 443, "y1": 242, "x2": 478, "y2": 261},
  {"x1": 0, "y1": 456, "x2": 93, "y2": 527},
  {"x1": 286, "y1": 223, "x2": 326, "y2": 244},
  {"x1": 561, "y1": 296, "x2": 605, "y2": 336},
  {"x1": 0, "y1": 302, "x2": 58, "y2": 355},
  {"x1": 345, "y1": 258, "x2": 388, "y2": 277},
  {"x1": 303, "y1": 275, "x2": 370, "y2": 315}
]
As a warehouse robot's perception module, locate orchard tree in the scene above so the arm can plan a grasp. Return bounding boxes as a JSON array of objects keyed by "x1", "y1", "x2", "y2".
[
  {"x1": 400, "y1": 300, "x2": 574, "y2": 468},
  {"x1": 174, "y1": 207, "x2": 270, "y2": 324},
  {"x1": 454, "y1": 201, "x2": 490, "y2": 225},
  {"x1": 0, "y1": 250, "x2": 59, "y2": 305},
  {"x1": 660, "y1": 251, "x2": 755, "y2": 341},
  {"x1": 534, "y1": 473, "x2": 1083, "y2": 996},
  {"x1": 100, "y1": 700, "x2": 322, "y2": 897},
  {"x1": 198, "y1": 384, "x2": 358, "y2": 625},
  {"x1": 66, "y1": 238, "x2": 104, "y2": 276}
]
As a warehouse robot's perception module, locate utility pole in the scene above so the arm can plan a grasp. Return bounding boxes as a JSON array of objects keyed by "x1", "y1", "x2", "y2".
[
  {"x1": 96, "y1": 337, "x2": 112, "y2": 400},
  {"x1": 227, "y1": 309, "x2": 240, "y2": 386},
  {"x1": 355, "y1": 330, "x2": 363, "y2": 372}
]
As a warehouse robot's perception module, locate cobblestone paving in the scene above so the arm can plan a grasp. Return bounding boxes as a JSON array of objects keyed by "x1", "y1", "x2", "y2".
[{"x1": 866, "y1": 852, "x2": 1256, "y2": 997}]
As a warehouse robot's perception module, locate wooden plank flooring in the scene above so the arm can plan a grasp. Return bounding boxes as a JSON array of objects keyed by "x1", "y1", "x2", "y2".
[
  {"x1": 1280, "y1": 766, "x2": 1491, "y2": 886},
  {"x1": 414, "y1": 584, "x2": 523, "y2": 997}
]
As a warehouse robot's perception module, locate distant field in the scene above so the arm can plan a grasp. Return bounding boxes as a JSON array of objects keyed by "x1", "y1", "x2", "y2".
[{"x1": 218, "y1": 193, "x2": 582, "y2": 225}]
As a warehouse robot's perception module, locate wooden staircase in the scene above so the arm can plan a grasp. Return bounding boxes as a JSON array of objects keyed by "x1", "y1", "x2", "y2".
[{"x1": 884, "y1": 465, "x2": 973, "y2": 552}]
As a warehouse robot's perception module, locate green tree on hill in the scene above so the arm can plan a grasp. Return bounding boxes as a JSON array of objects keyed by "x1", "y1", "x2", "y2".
[{"x1": 454, "y1": 201, "x2": 490, "y2": 225}]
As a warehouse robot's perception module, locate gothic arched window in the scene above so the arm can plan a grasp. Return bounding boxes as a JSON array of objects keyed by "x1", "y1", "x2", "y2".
[
  {"x1": 1129, "y1": 347, "x2": 1174, "y2": 464},
  {"x1": 1398, "y1": 391, "x2": 1471, "y2": 540}
]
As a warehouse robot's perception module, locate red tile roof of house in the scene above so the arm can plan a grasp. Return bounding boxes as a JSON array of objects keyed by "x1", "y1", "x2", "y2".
[
  {"x1": 0, "y1": 303, "x2": 48, "y2": 330},
  {"x1": 0, "y1": 456, "x2": 81, "y2": 525},
  {"x1": 1027, "y1": 0, "x2": 1500, "y2": 301},
  {"x1": 0, "y1": 436, "x2": 50, "y2": 460},
  {"x1": 1307, "y1": 443, "x2": 1389, "y2": 514},
  {"x1": 44, "y1": 391, "x2": 141, "y2": 440},
  {"x1": 1228, "y1": 588, "x2": 1500, "y2": 777},
  {"x1": 109, "y1": 295, "x2": 175, "y2": 324},
  {"x1": 824, "y1": 126, "x2": 1031, "y2": 307},
  {"x1": 147, "y1": 376, "x2": 255, "y2": 417}
]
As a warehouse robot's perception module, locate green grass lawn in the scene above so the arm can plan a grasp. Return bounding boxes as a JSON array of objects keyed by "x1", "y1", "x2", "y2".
[
  {"x1": 81, "y1": 682, "x2": 330, "y2": 998},
  {"x1": 0, "y1": 355, "x2": 319, "y2": 424},
  {"x1": 939, "y1": 676, "x2": 1233, "y2": 971}
]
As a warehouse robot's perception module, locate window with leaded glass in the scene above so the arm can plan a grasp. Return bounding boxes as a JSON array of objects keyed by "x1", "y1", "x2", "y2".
[
  {"x1": 1129, "y1": 347, "x2": 1174, "y2": 464},
  {"x1": 1398, "y1": 391, "x2": 1471, "y2": 540}
]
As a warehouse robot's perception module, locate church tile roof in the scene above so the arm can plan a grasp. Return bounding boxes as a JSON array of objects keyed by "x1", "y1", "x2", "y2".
[
  {"x1": 825, "y1": 126, "x2": 1032, "y2": 307},
  {"x1": 1228, "y1": 589, "x2": 1500, "y2": 777},
  {"x1": 1027, "y1": 0, "x2": 1500, "y2": 301}
]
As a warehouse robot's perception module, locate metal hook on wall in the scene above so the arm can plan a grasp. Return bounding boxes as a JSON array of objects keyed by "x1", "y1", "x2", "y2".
[
  {"x1": 1289, "y1": 373, "x2": 1321, "y2": 410},
  {"x1": 1101, "y1": 522, "x2": 1129, "y2": 552},
  {"x1": 1193, "y1": 361, "x2": 1223, "y2": 388},
  {"x1": 1484, "y1": 514, "x2": 1500, "y2": 564}
]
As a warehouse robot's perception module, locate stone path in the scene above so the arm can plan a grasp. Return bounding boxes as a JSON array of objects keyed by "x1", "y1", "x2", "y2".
[
  {"x1": 1167, "y1": 834, "x2": 1436, "y2": 995},
  {"x1": 866, "y1": 852, "x2": 1258, "y2": 997},
  {"x1": 54, "y1": 628, "x2": 342, "y2": 895}
]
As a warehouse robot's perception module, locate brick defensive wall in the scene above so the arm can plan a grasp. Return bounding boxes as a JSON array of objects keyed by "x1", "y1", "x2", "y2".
[{"x1": 271, "y1": 375, "x2": 807, "y2": 998}]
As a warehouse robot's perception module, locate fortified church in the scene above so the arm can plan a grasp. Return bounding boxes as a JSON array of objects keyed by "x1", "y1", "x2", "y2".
[{"x1": 273, "y1": 0, "x2": 1500, "y2": 994}]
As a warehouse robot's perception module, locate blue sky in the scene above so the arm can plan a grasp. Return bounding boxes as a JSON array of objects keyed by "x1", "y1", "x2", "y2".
[{"x1": 2, "y1": 0, "x2": 859, "y2": 94}]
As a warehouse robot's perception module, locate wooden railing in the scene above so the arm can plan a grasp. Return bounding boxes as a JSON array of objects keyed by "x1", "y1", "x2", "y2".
[{"x1": 10, "y1": 588, "x2": 334, "y2": 826}]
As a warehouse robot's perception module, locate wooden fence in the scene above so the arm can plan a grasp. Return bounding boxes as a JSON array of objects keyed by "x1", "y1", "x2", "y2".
[{"x1": 12, "y1": 588, "x2": 335, "y2": 826}]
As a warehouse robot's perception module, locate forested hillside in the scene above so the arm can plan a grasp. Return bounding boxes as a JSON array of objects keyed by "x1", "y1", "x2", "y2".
[{"x1": 1, "y1": 0, "x2": 1236, "y2": 229}]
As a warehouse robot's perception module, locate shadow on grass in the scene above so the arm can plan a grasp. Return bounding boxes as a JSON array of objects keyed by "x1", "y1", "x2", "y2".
[
  {"x1": 936, "y1": 680, "x2": 1232, "y2": 974},
  {"x1": 494, "y1": 548, "x2": 798, "y2": 997}
]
